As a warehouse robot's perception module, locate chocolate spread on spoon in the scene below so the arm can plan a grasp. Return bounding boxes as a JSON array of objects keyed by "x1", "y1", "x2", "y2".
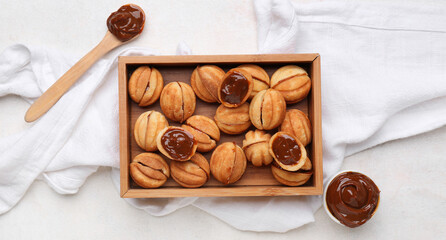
[{"x1": 107, "y1": 4, "x2": 145, "y2": 41}]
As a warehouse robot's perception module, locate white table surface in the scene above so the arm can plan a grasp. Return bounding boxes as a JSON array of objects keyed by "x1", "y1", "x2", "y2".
[{"x1": 1, "y1": 0, "x2": 445, "y2": 239}]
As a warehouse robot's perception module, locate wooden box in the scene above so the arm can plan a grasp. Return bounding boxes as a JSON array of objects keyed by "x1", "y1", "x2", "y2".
[{"x1": 119, "y1": 54, "x2": 322, "y2": 198}]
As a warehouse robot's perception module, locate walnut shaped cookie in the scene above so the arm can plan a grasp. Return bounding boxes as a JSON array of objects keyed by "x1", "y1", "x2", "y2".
[
  {"x1": 170, "y1": 153, "x2": 210, "y2": 188},
  {"x1": 210, "y1": 142, "x2": 247, "y2": 185},
  {"x1": 182, "y1": 115, "x2": 220, "y2": 152},
  {"x1": 190, "y1": 65, "x2": 225, "y2": 103},
  {"x1": 271, "y1": 65, "x2": 311, "y2": 104},
  {"x1": 242, "y1": 130, "x2": 273, "y2": 167},
  {"x1": 160, "y1": 82, "x2": 196, "y2": 123},
  {"x1": 269, "y1": 131, "x2": 307, "y2": 172},
  {"x1": 130, "y1": 153, "x2": 170, "y2": 189},
  {"x1": 156, "y1": 126, "x2": 198, "y2": 162},
  {"x1": 237, "y1": 64, "x2": 270, "y2": 99},
  {"x1": 249, "y1": 89, "x2": 286, "y2": 130},
  {"x1": 214, "y1": 103, "x2": 251, "y2": 135},
  {"x1": 271, "y1": 156, "x2": 313, "y2": 186},
  {"x1": 128, "y1": 66, "x2": 164, "y2": 106},
  {"x1": 218, "y1": 68, "x2": 253, "y2": 108},
  {"x1": 134, "y1": 111, "x2": 169, "y2": 152},
  {"x1": 280, "y1": 109, "x2": 312, "y2": 146}
]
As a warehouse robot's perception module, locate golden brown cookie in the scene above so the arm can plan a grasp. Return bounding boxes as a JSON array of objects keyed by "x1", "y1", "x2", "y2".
[
  {"x1": 300, "y1": 156, "x2": 312, "y2": 171},
  {"x1": 280, "y1": 109, "x2": 312, "y2": 146},
  {"x1": 242, "y1": 130, "x2": 273, "y2": 167},
  {"x1": 130, "y1": 153, "x2": 170, "y2": 189},
  {"x1": 269, "y1": 132, "x2": 307, "y2": 171},
  {"x1": 214, "y1": 103, "x2": 251, "y2": 135},
  {"x1": 160, "y1": 82, "x2": 196, "y2": 123},
  {"x1": 134, "y1": 111, "x2": 169, "y2": 151},
  {"x1": 210, "y1": 142, "x2": 247, "y2": 185},
  {"x1": 170, "y1": 153, "x2": 210, "y2": 188},
  {"x1": 190, "y1": 65, "x2": 225, "y2": 103},
  {"x1": 237, "y1": 64, "x2": 270, "y2": 99},
  {"x1": 128, "y1": 66, "x2": 164, "y2": 106},
  {"x1": 182, "y1": 115, "x2": 220, "y2": 152},
  {"x1": 249, "y1": 89, "x2": 286, "y2": 130},
  {"x1": 218, "y1": 68, "x2": 253, "y2": 108},
  {"x1": 271, "y1": 163, "x2": 313, "y2": 187},
  {"x1": 271, "y1": 65, "x2": 311, "y2": 104},
  {"x1": 156, "y1": 126, "x2": 198, "y2": 161}
]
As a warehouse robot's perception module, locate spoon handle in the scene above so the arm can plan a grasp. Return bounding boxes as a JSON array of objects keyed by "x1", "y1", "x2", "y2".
[{"x1": 24, "y1": 31, "x2": 123, "y2": 122}]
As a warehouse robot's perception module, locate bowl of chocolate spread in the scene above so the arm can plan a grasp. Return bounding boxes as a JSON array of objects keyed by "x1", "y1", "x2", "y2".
[{"x1": 323, "y1": 170, "x2": 380, "y2": 228}]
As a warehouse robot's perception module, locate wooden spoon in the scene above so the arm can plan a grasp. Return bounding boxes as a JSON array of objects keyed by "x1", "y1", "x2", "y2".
[
  {"x1": 24, "y1": 31, "x2": 128, "y2": 122},
  {"x1": 25, "y1": 4, "x2": 145, "y2": 122}
]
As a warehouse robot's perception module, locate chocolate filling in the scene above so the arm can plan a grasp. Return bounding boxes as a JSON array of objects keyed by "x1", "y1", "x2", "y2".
[
  {"x1": 326, "y1": 172, "x2": 380, "y2": 228},
  {"x1": 161, "y1": 128, "x2": 196, "y2": 161},
  {"x1": 272, "y1": 134, "x2": 301, "y2": 165},
  {"x1": 107, "y1": 4, "x2": 145, "y2": 41},
  {"x1": 220, "y1": 71, "x2": 249, "y2": 104}
]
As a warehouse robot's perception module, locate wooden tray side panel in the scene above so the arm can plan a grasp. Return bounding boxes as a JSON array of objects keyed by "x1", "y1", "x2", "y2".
[
  {"x1": 125, "y1": 186, "x2": 322, "y2": 198},
  {"x1": 118, "y1": 58, "x2": 130, "y2": 197},
  {"x1": 122, "y1": 54, "x2": 318, "y2": 65},
  {"x1": 119, "y1": 54, "x2": 323, "y2": 198},
  {"x1": 310, "y1": 55, "x2": 323, "y2": 194}
]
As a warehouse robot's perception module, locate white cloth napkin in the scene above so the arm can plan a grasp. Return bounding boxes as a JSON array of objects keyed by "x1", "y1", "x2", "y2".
[{"x1": 1, "y1": 0, "x2": 446, "y2": 233}]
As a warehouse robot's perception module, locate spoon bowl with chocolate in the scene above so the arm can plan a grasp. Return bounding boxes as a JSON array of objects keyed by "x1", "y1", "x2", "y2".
[{"x1": 25, "y1": 4, "x2": 145, "y2": 122}]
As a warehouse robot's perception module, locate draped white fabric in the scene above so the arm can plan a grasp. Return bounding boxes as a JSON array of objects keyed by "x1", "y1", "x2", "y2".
[{"x1": 1, "y1": 0, "x2": 445, "y2": 232}]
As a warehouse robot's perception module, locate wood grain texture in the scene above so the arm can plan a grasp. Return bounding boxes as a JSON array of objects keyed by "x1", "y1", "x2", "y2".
[
  {"x1": 119, "y1": 54, "x2": 322, "y2": 198},
  {"x1": 25, "y1": 31, "x2": 125, "y2": 122},
  {"x1": 119, "y1": 59, "x2": 130, "y2": 197},
  {"x1": 310, "y1": 55, "x2": 323, "y2": 194},
  {"x1": 122, "y1": 54, "x2": 318, "y2": 65},
  {"x1": 125, "y1": 186, "x2": 321, "y2": 198}
]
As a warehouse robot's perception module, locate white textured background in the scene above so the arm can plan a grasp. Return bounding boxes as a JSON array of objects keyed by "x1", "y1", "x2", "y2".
[{"x1": 1, "y1": 0, "x2": 445, "y2": 239}]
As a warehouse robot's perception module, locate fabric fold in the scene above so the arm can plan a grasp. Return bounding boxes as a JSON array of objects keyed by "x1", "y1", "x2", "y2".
[{"x1": 0, "y1": 45, "x2": 159, "y2": 214}]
